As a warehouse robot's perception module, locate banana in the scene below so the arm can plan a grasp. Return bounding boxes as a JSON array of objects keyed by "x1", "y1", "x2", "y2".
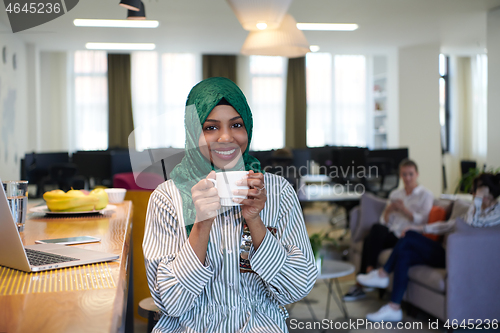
[{"x1": 43, "y1": 189, "x2": 108, "y2": 212}]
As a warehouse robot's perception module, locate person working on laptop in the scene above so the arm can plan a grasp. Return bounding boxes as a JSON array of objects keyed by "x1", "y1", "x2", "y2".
[
  {"x1": 143, "y1": 77, "x2": 317, "y2": 333},
  {"x1": 344, "y1": 159, "x2": 434, "y2": 301}
]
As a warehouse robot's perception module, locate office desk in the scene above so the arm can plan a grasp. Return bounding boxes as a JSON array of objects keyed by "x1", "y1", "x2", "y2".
[
  {"x1": 0, "y1": 201, "x2": 133, "y2": 333},
  {"x1": 298, "y1": 182, "x2": 362, "y2": 236}
]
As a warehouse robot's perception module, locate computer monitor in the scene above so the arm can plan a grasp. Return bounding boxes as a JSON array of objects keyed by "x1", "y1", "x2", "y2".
[
  {"x1": 249, "y1": 150, "x2": 274, "y2": 170},
  {"x1": 23, "y1": 152, "x2": 71, "y2": 197},
  {"x1": 110, "y1": 150, "x2": 133, "y2": 177},
  {"x1": 309, "y1": 146, "x2": 336, "y2": 175},
  {"x1": 71, "y1": 151, "x2": 112, "y2": 186},
  {"x1": 367, "y1": 148, "x2": 409, "y2": 172},
  {"x1": 332, "y1": 147, "x2": 368, "y2": 183},
  {"x1": 291, "y1": 148, "x2": 311, "y2": 177}
]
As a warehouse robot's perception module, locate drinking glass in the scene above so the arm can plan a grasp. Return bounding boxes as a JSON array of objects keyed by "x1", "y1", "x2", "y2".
[{"x1": 2, "y1": 180, "x2": 28, "y2": 232}]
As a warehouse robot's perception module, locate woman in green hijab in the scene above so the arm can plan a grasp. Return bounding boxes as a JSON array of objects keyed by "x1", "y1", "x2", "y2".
[{"x1": 143, "y1": 77, "x2": 317, "y2": 333}]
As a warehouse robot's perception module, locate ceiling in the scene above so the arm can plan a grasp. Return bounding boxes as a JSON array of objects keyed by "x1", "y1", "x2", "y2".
[{"x1": 1, "y1": 0, "x2": 500, "y2": 54}]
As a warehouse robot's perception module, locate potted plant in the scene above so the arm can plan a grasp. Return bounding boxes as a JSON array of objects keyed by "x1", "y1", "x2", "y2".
[
  {"x1": 309, "y1": 230, "x2": 338, "y2": 274},
  {"x1": 455, "y1": 166, "x2": 500, "y2": 194}
]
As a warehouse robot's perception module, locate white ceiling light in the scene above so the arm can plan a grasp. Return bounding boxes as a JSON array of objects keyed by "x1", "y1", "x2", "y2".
[
  {"x1": 74, "y1": 19, "x2": 159, "y2": 28},
  {"x1": 256, "y1": 22, "x2": 268, "y2": 30},
  {"x1": 297, "y1": 23, "x2": 359, "y2": 31},
  {"x1": 241, "y1": 14, "x2": 310, "y2": 58},
  {"x1": 226, "y1": 0, "x2": 293, "y2": 31},
  {"x1": 85, "y1": 43, "x2": 156, "y2": 50},
  {"x1": 309, "y1": 45, "x2": 320, "y2": 52}
]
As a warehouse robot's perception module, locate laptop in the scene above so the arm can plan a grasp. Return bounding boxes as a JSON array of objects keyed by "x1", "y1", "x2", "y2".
[{"x1": 0, "y1": 181, "x2": 119, "y2": 272}]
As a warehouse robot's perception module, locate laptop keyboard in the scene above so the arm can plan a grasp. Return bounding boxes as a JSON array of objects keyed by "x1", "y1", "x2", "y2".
[{"x1": 25, "y1": 248, "x2": 79, "y2": 267}]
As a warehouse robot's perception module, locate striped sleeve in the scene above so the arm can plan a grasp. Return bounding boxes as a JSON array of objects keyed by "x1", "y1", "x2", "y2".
[
  {"x1": 468, "y1": 198, "x2": 500, "y2": 227},
  {"x1": 423, "y1": 219, "x2": 455, "y2": 234},
  {"x1": 249, "y1": 176, "x2": 318, "y2": 305},
  {"x1": 143, "y1": 186, "x2": 214, "y2": 317}
]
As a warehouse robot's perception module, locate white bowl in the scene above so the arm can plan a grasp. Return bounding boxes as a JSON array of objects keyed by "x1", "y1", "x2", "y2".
[{"x1": 104, "y1": 188, "x2": 127, "y2": 204}]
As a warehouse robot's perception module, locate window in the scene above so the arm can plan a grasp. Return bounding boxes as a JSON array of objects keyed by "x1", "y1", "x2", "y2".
[
  {"x1": 306, "y1": 53, "x2": 332, "y2": 147},
  {"x1": 306, "y1": 54, "x2": 367, "y2": 147},
  {"x1": 131, "y1": 52, "x2": 199, "y2": 151},
  {"x1": 439, "y1": 54, "x2": 450, "y2": 152},
  {"x1": 334, "y1": 55, "x2": 367, "y2": 146},
  {"x1": 470, "y1": 54, "x2": 488, "y2": 159},
  {"x1": 248, "y1": 56, "x2": 287, "y2": 151},
  {"x1": 72, "y1": 51, "x2": 108, "y2": 151}
]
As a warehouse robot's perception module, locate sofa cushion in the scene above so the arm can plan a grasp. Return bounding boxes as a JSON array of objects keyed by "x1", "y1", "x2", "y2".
[
  {"x1": 433, "y1": 198, "x2": 454, "y2": 220},
  {"x1": 378, "y1": 248, "x2": 393, "y2": 266},
  {"x1": 352, "y1": 193, "x2": 387, "y2": 242},
  {"x1": 377, "y1": 250, "x2": 446, "y2": 294},
  {"x1": 408, "y1": 265, "x2": 446, "y2": 294},
  {"x1": 449, "y1": 199, "x2": 472, "y2": 220},
  {"x1": 424, "y1": 206, "x2": 447, "y2": 241}
]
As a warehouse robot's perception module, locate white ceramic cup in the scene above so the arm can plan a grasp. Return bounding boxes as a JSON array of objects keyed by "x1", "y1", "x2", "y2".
[{"x1": 208, "y1": 171, "x2": 249, "y2": 206}]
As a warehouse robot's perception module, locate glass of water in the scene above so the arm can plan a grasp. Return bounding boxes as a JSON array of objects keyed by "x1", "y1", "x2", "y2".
[{"x1": 2, "y1": 180, "x2": 28, "y2": 232}]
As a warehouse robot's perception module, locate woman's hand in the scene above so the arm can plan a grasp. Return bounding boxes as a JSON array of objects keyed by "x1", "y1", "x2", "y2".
[
  {"x1": 189, "y1": 171, "x2": 220, "y2": 265},
  {"x1": 475, "y1": 186, "x2": 495, "y2": 210},
  {"x1": 233, "y1": 170, "x2": 266, "y2": 223},
  {"x1": 391, "y1": 199, "x2": 405, "y2": 212},
  {"x1": 401, "y1": 225, "x2": 423, "y2": 237},
  {"x1": 474, "y1": 186, "x2": 490, "y2": 199},
  {"x1": 191, "y1": 171, "x2": 221, "y2": 224}
]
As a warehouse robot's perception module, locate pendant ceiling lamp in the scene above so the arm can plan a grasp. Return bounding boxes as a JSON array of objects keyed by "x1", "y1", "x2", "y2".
[
  {"x1": 120, "y1": 0, "x2": 141, "y2": 11},
  {"x1": 128, "y1": 1, "x2": 146, "y2": 20},
  {"x1": 240, "y1": 14, "x2": 310, "y2": 58},
  {"x1": 226, "y1": 0, "x2": 293, "y2": 31}
]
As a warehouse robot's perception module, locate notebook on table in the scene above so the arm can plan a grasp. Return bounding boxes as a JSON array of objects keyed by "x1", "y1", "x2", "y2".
[{"x1": 0, "y1": 179, "x2": 119, "y2": 272}]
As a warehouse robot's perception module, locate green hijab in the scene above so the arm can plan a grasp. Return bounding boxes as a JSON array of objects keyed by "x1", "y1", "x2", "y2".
[{"x1": 170, "y1": 77, "x2": 263, "y2": 236}]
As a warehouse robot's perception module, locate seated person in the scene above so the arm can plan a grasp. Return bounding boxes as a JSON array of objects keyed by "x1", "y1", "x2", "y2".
[
  {"x1": 142, "y1": 78, "x2": 317, "y2": 333},
  {"x1": 357, "y1": 172, "x2": 500, "y2": 322},
  {"x1": 344, "y1": 159, "x2": 434, "y2": 301}
]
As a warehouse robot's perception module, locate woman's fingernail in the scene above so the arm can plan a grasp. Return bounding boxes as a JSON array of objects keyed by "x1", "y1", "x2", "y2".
[{"x1": 233, "y1": 198, "x2": 241, "y2": 203}]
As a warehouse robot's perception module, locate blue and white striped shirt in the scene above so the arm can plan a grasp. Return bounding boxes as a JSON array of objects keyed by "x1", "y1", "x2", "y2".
[{"x1": 143, "y1": 173, "x2": 317, "y2": 332}]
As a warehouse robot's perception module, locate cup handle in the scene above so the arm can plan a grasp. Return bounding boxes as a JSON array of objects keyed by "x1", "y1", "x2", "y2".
[{"x1": 207, "y1": 178, "x2": 217, "y2": 188}]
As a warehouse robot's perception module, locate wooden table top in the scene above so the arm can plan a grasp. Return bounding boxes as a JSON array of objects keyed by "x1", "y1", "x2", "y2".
[{"x1": 0, "y1": 201, "x2": 133, "y2": 333}]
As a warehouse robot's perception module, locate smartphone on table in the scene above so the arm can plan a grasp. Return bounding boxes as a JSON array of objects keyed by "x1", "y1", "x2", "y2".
[{"x1": 35, "y1": 236, "x2": 101, "y2": 245}]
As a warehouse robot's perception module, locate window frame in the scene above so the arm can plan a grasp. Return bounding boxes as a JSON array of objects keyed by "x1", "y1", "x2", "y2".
[{"x1": 440, "y1": 54, "x2": 451, "y2": 153}]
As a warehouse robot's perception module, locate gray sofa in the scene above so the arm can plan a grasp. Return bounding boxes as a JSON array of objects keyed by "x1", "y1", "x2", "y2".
[{"x1": 349, "y1": 193, "x2": 500, "y2": 322}]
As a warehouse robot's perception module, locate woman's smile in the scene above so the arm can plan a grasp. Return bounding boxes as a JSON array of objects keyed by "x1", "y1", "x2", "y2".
[
  {"x1": 211, "y1": 146, "x2": 238, "y2": 159},
  {"x1": 199, "y1": 104, "x2": 248, "y2": 169}
]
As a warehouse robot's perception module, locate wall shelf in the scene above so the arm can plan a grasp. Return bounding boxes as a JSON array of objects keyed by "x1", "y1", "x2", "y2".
[{"x1": 371, "y1": 56, "x2": 388, "y2": 149}]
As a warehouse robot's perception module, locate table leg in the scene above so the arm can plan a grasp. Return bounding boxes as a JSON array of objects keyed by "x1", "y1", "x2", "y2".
[
  {"x1": 323, "y1": 278, "x2": 349, "y2": 320},
  {"x1": 286, "y1": 297, "x2": 318, "y2": 323},
  {"x1": 325, "y1": 279, "x2": 332, "y2": 319},
  {"x1": 302, "y1": 297, "x2": 319, "y2": 322},
  {"x1": 334, "y1": 278, "x2": 349, "y2": 318}
]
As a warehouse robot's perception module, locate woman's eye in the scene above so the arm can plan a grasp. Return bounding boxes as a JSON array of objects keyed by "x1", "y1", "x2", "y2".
[
  {"x1": 204, "y1": 126, "x2": 217, "y2": 131},
  {"x1": 232, "y1": 123, "x2": 244, "y2": 128}
]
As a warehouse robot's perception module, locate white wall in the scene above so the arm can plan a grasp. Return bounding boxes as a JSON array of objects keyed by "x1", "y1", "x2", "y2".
[
  {"x1": 398, "y1": 44, "x2": 443, "y2": 196},
  {"x1": 443, "y1": 56, "x2": 471, "y2": 194},
  {"x1": 0, "y1": 33, "x2": 27, "y2": 181},
  {"x1": 26, "y1": 43, "x2": 41, "y2": 153},
  {"x1": 487, "y1": 7, "x2": 500, "y2": 168},
  {"x1": 39, "y1": 52, "x2": 69, "y2": 152}
]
